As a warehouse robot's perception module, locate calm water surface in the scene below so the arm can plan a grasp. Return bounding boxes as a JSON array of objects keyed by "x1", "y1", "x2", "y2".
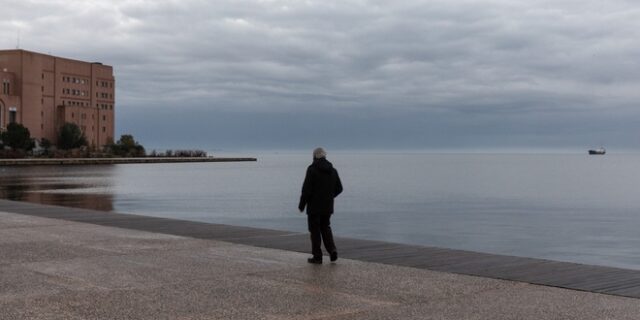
[{"x1": 1, "y1": 152, "x2": 640, "y2": 270}]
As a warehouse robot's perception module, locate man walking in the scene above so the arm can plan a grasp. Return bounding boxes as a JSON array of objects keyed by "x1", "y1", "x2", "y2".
[{"x1": 299, "y1": 147, "x2": 343, "y2": 264}]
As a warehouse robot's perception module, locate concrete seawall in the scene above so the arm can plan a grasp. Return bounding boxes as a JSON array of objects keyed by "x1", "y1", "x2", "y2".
[{"x1": 0, "y1": 157, "x2": 257, "y2": 166}]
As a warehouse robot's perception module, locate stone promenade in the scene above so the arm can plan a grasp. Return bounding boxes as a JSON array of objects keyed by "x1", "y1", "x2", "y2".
[{"x1": 1, "y1": 209, "x2": 639, "y2": 319}]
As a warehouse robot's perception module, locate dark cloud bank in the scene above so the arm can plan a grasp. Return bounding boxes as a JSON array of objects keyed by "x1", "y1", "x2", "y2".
[{"x1": 3, "y1": 0, "x2": 640, "y2": 151}]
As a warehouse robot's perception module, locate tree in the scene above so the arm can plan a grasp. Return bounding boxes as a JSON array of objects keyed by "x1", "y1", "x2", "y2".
[
  {"x1": 39, "y1": 138, "x2": 52, "y2": 156},
  {"x1": 58, "y1": 123, "x2": 88, "y2": 150},
  {"x1": 1, "y1": 123, "x2": 34, "y2": 151},
  {"x1": 109, "y1": 134, "x2": 145, "y2": 157},
  {"x1": 118, "y1": 134, "x2": 137, "y2": 148},
  {"x1": 40, "y1": 138, "x2": 52, "y2": 150}
]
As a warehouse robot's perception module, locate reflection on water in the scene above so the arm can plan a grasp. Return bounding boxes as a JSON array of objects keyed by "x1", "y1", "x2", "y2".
[{"x1": 0, "y1": 166, "x2": 115, "y2": 211}]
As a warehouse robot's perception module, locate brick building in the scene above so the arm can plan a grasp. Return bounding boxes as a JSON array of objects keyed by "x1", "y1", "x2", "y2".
[{"x1": 0, "y1": 49, "x2": 115, "y2": 147}]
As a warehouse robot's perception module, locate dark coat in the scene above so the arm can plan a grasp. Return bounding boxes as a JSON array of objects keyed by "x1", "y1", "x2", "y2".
[{"x1": 299, "y1": 158, "x2": 343, "y2": 215}]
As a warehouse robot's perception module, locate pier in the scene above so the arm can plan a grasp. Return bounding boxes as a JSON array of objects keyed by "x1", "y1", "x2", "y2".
[{"x1": 1, "y1": 199, "x2": 639, "y2": 319}]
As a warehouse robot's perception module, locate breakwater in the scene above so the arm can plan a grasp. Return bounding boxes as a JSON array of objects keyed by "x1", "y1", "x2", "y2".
[{"x1": 0, "y1": 157, "x2": 257, "y2": 166}]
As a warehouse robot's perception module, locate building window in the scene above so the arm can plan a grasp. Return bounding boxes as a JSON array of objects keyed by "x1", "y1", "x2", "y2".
[
  {"x1": 102, "y1": 126, "x2": 106, "y2": 132},
  {"x1": 2, "y1": 81, "x2": 11, "y2": 95},
  {"x1": 9, "y1": 110, "x2": 16, "y2": 123}
]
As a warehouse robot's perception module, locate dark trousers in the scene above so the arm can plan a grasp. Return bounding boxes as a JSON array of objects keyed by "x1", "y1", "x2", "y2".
[{"x1": 307, "y1": 214, "x2": 336, "y2": 259}]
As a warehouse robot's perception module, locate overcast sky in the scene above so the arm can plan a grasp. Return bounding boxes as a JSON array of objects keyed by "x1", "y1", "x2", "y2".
[{"x1": 2, "y1": 0, "x2": 640, "y2": 151}]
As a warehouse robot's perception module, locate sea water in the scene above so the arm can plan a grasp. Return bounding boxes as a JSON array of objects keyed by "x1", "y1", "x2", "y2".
[{"x1": 1, "y1": 152, "x2": 640, "y2": 270}]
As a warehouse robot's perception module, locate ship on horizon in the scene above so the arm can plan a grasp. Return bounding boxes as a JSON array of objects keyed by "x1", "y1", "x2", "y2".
[{"x1": 588, "y1": 147, "x2": 606, "y2": 155}]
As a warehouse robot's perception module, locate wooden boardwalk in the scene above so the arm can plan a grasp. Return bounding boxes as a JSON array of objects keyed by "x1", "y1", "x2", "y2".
[{"x1": 2, "y1": 199, "x2": 640, "y2": 299}]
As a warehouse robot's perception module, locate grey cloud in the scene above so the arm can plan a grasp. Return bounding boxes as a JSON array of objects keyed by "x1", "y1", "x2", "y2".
[{"x1": 2, "y1": 0, "x2": 640, "y2": 149}]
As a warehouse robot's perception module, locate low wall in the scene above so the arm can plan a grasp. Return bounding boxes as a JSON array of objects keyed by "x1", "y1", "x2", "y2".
[{"x1": 0, "y1": 157, "x2": 257, "y2": 166}]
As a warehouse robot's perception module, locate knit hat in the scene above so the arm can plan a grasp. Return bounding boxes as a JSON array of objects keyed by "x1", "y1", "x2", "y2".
[{"x1": 313, "y1": 147, "x2": 327, "y2": 159}]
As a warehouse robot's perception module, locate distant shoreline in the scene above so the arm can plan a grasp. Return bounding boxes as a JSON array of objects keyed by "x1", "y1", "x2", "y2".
[{"x1": 0, "y1": 157, "x2": 257, "y2": 166}]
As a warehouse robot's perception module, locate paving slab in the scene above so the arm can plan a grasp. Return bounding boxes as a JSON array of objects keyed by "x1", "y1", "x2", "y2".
[{"x1": 0, "y1": 211, "x2": 72, "y2": 229}]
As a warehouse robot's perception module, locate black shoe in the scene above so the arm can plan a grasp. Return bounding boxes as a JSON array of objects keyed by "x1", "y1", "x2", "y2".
[
  {"x1": 307, "y1": 257, "x2": 322, "y2": 264},
  {"x1": 330, "y1": 251, "x2": 338, "y2": 262}
]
